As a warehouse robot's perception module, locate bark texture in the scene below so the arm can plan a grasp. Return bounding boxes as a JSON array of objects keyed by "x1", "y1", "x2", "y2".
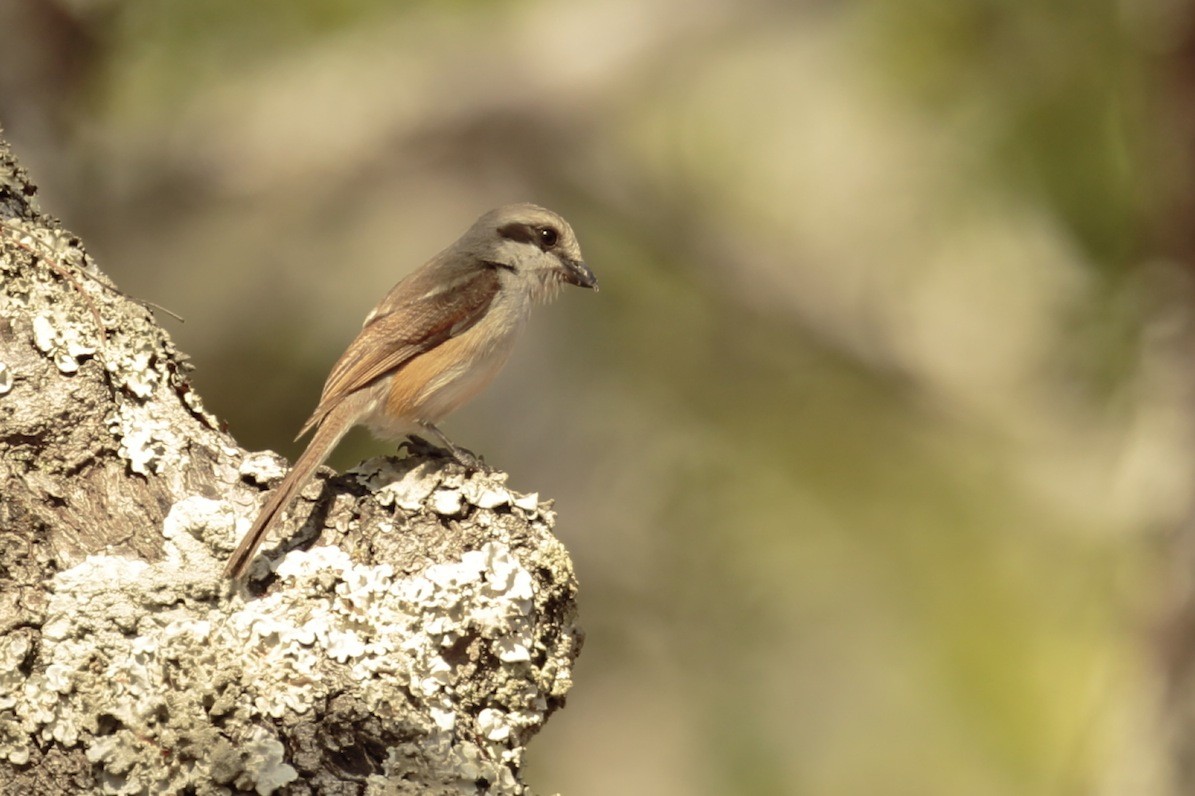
[{"x1": 0, "y1": 130, "x2": 582, "y2": 795}]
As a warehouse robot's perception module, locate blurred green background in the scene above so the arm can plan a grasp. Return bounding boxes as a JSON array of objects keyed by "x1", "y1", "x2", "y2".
[{"x1": 4, "y1": 0, "x2": 1195, "y2": 793}]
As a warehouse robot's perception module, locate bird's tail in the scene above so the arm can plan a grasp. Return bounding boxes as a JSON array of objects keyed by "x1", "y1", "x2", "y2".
[{"x1": 223, "y1": 407, "x2": 352, "y2": 579}]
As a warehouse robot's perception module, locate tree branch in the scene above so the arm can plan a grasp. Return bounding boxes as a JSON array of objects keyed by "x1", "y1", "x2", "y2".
[{"x1": 0, "y1": 128, "x2": 582, "y2": 795}]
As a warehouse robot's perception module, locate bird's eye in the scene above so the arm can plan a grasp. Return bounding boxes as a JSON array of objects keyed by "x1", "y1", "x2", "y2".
[{"x1": 537, "y1": 227, "x2": 559, "y2": 248}]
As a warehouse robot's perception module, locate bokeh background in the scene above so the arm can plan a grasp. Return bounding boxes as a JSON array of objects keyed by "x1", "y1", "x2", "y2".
[{"x1": 4, "y1": 1, "x2": 1195, "y2": 793}]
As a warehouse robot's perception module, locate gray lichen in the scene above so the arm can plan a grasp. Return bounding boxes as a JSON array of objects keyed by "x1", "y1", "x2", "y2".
[
  {"x1": 0, "y1": 216, "x2": 217, "y2": 480},
  {"x1": 0, "y1": 463, "x2": 580, "y2": 794},
  {"x1": 108, "y1": 400, "x2": 188, "y2": 476}
]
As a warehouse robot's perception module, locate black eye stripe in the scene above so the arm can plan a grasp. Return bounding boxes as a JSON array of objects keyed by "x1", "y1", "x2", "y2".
[
  {"x1": 497, "y1": 221, "x2": 559, "y2": 251},
  {"x1": 497, "y1": 222, "x2": 538, "y2": 245}
]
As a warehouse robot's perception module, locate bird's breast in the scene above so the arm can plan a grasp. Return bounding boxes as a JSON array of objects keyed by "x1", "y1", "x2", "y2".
[{"x1": 375, "y1": 301, "x2": 528, "y2": 429}]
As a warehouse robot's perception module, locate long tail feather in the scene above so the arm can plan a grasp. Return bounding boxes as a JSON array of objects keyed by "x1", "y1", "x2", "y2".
[{"x1": 223, "y1": 406, "x2": 353, "y2": 579}]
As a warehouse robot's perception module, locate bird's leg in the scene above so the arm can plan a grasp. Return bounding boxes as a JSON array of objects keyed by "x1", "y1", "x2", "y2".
[{"x1": 413, "y1": 421, "x2": 487, "y2": 471}]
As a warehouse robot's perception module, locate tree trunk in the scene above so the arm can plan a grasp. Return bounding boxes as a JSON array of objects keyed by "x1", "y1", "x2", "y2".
[{"x1": 0, "y1": 128, "x2": 582, "y2": 796}]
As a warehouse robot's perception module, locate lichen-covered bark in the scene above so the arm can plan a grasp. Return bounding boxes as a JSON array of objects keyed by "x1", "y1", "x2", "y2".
[{"x1": 0, "y1": 129, "x2": 582, "y2": 795}]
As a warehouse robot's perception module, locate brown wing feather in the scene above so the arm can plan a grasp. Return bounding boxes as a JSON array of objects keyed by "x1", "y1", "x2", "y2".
[{"x1": 296, "y1": 265, "x2": 501, "y2": 439}]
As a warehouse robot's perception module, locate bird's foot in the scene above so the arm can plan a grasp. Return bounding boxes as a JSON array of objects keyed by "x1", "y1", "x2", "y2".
[{"x1": 403, "y1": 434, "x2": 491, "y2": 473}]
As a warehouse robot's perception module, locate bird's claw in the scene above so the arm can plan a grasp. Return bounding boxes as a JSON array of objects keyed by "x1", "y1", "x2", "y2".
[{"x1": 403, "y1": 435, "x2": 490, "y2": 472}]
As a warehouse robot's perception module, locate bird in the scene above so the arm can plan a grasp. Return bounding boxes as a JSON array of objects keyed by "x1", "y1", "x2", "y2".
[{"x1": 223, "y1": 203, "x2": 597, "y2": 579}]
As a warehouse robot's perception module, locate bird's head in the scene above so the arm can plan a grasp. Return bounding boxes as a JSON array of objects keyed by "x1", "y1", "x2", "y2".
[{"x1": 469, "y1": 203, "x2": 598, "y2": 300}]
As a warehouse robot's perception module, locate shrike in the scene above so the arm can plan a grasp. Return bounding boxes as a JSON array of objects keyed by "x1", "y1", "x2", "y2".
[{"x1": 224, "y1": 203, "x2": 597, "y2": 579}]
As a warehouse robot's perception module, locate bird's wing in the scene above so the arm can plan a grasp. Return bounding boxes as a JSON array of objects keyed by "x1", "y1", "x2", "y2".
[{"x1": 296, "y1": 265, "x2": 501, "y2": 439}]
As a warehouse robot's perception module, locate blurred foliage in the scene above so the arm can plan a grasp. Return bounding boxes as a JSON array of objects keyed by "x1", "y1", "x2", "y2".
[
  {"x1": 102, "y1": 0, "x2": 396, "y2": 107},
  {"x1": 3, "y1": 0, "x2": 1194, "y2": 793},
  {"x1": 865, "y1": 1, "x2": 1143, "y2": 263}
]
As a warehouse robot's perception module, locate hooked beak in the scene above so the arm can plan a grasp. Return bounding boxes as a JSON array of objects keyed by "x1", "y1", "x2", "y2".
[{"x1": 561, "y1": 258, "x2": 599, "y2": 291}]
